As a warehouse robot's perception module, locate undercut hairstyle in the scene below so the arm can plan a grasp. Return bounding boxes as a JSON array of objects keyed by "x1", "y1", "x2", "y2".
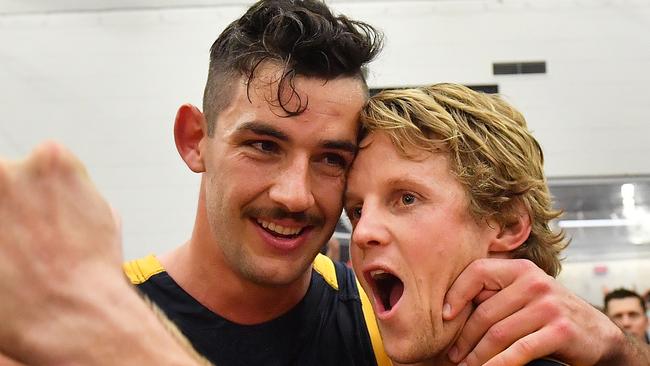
[
  {"x1": 605, "y1": 288, "x2": 647, "y2": 314},
  {"x1": 360, "y1": 83, "x2": 567, "y2": 276},
  {"x1": 202, "y1": 0, "x2": 383, "y2": 136}
]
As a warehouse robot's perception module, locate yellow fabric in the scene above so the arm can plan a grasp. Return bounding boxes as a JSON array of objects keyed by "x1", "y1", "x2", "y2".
[
  {"x1": 358, "y1": 278, "x2": 392, "y2": 366},
  {"x1": 123, "y1": 254, "x2": 165, "y2": 285},
  {"x1": 312, "y1": 253, "x2": 339, "y2": 290},
  {"x1": 313, "y1": 253, "x2": 391, "y2": 366}
]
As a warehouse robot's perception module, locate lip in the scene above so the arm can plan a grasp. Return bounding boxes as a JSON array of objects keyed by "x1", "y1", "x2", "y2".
[
  {"x1": 252, "y1": 218, "x2": 313, "y2": 252},
  {"x1": 362, "y1": 265, "x2": 404, "y2": 321}
]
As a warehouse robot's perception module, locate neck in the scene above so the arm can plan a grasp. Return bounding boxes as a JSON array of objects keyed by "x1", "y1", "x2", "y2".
[
  {"x1": 161, "y1": 240, "x2": 311, "y2": 325},
  {"x1": 159, "y1": 191, "x2": 311, "y2": 325}
]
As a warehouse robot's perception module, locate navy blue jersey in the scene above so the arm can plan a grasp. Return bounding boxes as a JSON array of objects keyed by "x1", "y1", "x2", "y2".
[{"x1": 124, "y1": 254, "x2": 389, "y2": 366}]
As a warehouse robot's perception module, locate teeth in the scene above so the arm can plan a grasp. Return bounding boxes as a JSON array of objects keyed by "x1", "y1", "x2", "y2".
[
  {"x1": 257, "y1": 219, "x2": 303, "y2": 236},
  {"x1": 370, "y1": 269, "x2": 388, "y2": 279}
]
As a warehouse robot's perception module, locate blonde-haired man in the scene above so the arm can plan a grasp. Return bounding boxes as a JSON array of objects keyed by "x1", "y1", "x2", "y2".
[{"x1": 345, "y1": 83, "x2": 635, "y2": 365}]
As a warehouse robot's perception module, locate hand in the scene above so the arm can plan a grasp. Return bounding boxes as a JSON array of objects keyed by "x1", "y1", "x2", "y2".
[
  {"x1": 443, "y1": 258, "x2": 650, "y2": 366},
  {"x1": 0, "y1": 142, "x2": 206, "y2": 365},
  {"x1": 0, "y1": 142, "x2": 124, "y2": 363},
  {"x1": 0, "y1": 353, "x2": 26, "y2": 366}
]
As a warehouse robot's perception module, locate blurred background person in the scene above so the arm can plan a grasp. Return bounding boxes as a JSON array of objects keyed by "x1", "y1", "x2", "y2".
[{"x1": 604, "y1": 288, "x2": 650, "y2": 344}]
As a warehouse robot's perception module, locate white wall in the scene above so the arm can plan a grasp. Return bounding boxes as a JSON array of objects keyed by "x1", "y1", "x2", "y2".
[
  {"x1": 340, "y1": 0, "x2": 650, "y2": 177},
  {"x1": 559, "y1": 259, "x2": 650, "y2": 307},
  {"x1": 0, "y1": 6, "x2": 246, "y2": 259},
  {"x1": 1, "y1": 0, "x2": 649, "y2": 263}
]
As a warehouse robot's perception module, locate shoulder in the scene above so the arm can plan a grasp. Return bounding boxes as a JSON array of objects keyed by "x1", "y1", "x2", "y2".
[
  {"x1": 123, "y1": 254, "x2": 165, "y2": 284},
  {"x1": 312, "y1": 253, "x2": 342, "y2": 290},
  {"x1": 311, "y1": 254, "x2": 392, "y2": 366}
]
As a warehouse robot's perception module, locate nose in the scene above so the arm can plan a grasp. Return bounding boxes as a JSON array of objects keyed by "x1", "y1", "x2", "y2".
[
  {"x1": 350, "y1": 202, "x2": 390, "y2": 250},
  {"x1": 268, "y1": 157, "x2": 315, "y2": 212},
  {"x1": 620, "y1": 315, "x2": 633, "y2": 328}
]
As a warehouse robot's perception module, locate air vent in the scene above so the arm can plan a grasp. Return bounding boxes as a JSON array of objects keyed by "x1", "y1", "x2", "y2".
[
  {"x1": 493, "y1": 61, "x2": 546, "y2": 75},
  {"x1": 466, "y1": 84, "x2": 498, "y2": 94}
]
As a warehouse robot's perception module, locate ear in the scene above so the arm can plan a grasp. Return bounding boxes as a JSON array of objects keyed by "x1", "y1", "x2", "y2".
[
  {"x1": 174, "y1": 104, "x2": 207, "y2": 173},
  {"x1": 487, "y1": 201, "x2": 532, "y2": 257}
]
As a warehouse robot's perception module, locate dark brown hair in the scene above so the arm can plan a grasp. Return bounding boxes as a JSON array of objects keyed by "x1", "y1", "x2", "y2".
[{"x1": 202, "y1": 0, "x2": 383, "y2": 135}]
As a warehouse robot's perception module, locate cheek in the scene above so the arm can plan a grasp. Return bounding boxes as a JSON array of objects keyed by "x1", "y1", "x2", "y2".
[
  {"x1": 312, "y1": 177, "x2": 345, "y2": 213},
  {"x1": 400, "y1": 216, "x2": 485, "y2": 286},
  {"x1": 350, "y1": 244, "x2": 362, "y2": 266}
]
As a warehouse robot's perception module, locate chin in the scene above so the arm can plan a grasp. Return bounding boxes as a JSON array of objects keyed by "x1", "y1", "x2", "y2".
[
  {"x1": 382, "y1": 319, "x2": 460, "y2": 366},
  {"x1": 386, "y1": 348, "x2": 437, "y2": 365},
  {"x1": 382, "y1": 332, "x2": 441, "y2": 365}
]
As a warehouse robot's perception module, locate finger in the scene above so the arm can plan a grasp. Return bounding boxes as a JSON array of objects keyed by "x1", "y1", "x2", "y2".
[
  {"x1": 480, "y1": 325, "x2": 569, "y2": 366},
  {"x1": 444, "y1": 258, "x2": 533, "y2": 320},
  {"x1": 0, "y1": 352, "x2": 27, "y2": 366},
  {"x1": 474, "y1": 289, "x2": 499, "y2": 304},
  {"x1": 451, "y1": 267, "x2": 556, "y2": 363},
  {"x1": 0, "y1": 159, "x2": 9, "y2": 196},
  {"x1": 110, "y1": 205, "x2": 125, "y2": 259},
  {"x1": 110, "y1": 205, "x2": 122, "y2": 232},
  {"x1": 449, "y1": 281, "x2": 529, "y2": 362},
  {"x1": 455, "y1": 293, "x2": 556, "y2": 365},
  {"x1": 0, "y1": 158, "x2": 25, "y2": 192},
  {"x1": 24, "y1": 141, "x2": 89, "y2": 181}
]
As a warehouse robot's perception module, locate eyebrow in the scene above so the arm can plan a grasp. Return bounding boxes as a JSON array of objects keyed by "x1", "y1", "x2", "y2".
[
  {"x1": 386, "y1": 176, "x2": 428, "y2": 187},
  {"x1": 235, "y1": 121, "x2": 289, "y2": 141},
  {"x1": 235, "y1": 121, "x2": 358, "y2": 154},
  {"x1": 323, "y1": 140, "x2": 357, "y2": 155}
]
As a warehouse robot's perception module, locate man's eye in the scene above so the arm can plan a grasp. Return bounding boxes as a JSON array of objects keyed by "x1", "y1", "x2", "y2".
[
  {"x1": 323, "y1": 153, "x2": 348, "y2": 168},
  {"x1": 401, "y1": 193, "x2": 416, "y2": 205},
  {"x1": 346, "y1": 207, "x2": 362, "y2": 222},
  {"x1": 250, "y1": 141, "x2": 278, "y2": 153}
]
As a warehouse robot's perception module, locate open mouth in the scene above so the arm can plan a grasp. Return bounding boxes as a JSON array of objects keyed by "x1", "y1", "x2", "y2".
[
  {"x1": 256, "y1": 219, "x2": 305, "y2": 239},
  {"x1": 367, "y1": 269, "x2": 404, "y2": 313}
]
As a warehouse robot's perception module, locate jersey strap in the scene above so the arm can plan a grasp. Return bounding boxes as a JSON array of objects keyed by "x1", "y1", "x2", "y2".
[
  {"x1": 312, "y1": 253, "x2": 391, "y2": 366},
  {"x1": 123, "y1": 254, "x2": 165, "y2": 285},
  {"x1": 358, "y1": 277, "x2": 391, "y2": 366}
]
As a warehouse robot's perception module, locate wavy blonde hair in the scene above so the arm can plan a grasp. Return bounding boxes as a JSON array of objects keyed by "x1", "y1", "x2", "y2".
[{"x1": 360, "y1": 83, "x2": 566, "y2": 276}]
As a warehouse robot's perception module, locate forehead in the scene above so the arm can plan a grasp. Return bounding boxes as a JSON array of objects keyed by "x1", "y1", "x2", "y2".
[
  {"x1": 347, "y1": 131, "x2": 461, "y2": 196},
  {"x1": 357, "y1": 132, "x2": 438, "y2": 163},
  {"x1": 251, "y1": 63, "x2": 365, "y2": 113},
  {"x1": 215, "y1": 63, "x2": 366, "y2": 138},
  {"x1": 608, "y1": 297, "x2": 644, "y2": 313}
]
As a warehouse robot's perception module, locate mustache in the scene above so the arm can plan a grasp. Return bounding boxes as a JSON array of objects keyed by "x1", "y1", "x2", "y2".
[{"x1": 243, "y1": 206, "x2": 325, "y2": 227}]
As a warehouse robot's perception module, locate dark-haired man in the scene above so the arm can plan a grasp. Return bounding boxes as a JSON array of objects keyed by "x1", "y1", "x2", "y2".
[
  {"x1": 605, "y1": 289, "x2": 650, "y2": 344},
  {"x1": 127, "y1": 1, "x2": 385, "y2": 364},
  {"x1": 1, "y1": 1, "x2": 650, "y2": 365}
]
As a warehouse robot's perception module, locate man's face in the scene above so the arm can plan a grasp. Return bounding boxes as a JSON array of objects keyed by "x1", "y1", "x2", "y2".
[
  {"x1": 346, "y1": 132, "x2": 496, "y2": 364},
  {"x1": 606, "y1": 297, "x2": 649, "y2": 341},
  {"x1": 200, "y1": 63, "x2": 365, "y2": 287}
]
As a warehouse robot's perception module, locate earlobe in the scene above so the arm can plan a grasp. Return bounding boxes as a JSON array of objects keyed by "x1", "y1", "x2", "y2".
[
  {"x1": 174, "y1": 104, "x2": 207, "y2": 173},
  {"x1": 487, "y1": 202, "x2": 532, "y2": 256}
]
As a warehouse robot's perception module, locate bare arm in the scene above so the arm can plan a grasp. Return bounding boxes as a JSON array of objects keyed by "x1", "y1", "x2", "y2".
[
  {"x1": 444, "y1": 258, "x2": 650, "y2": 366},
  {"x1": 0, "y1": 142, "x2": 208, "y2": 365}
]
